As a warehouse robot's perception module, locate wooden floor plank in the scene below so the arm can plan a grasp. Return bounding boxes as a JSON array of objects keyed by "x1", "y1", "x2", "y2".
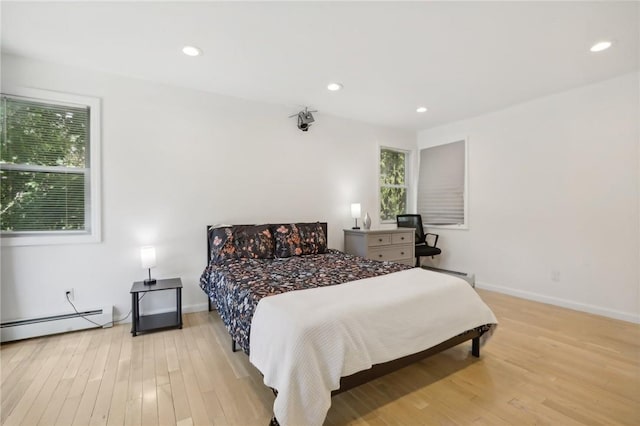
[
  {"x1": 157, "y1": 382, "x2": 176, "y2": 426},
  {"x1": 173, "y1": 318, "x2": 211, "y2": 426},
  {"x1": 141, "y1": 334, "x2": 159, "y2": 426},
  {"x1": 89, "y1": 325, "x2": 126, "y2": 426},
  {"x1": 168, "y1": 369, "x2": 192, "y2": 425},
  {"x1": 105, "y1": 327, "x2": 132, "y2": 426},
  {"x1": 123, "y1": 334, "x2": 143, "y2": 426}
]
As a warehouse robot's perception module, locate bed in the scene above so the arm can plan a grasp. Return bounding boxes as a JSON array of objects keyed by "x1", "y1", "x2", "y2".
[{"x1": 200, "y1": 222, "x2": 497, "y2": 426}]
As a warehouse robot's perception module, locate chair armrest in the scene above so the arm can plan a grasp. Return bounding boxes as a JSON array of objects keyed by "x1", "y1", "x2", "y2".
[{"x1": 425, "y1": 233, "x2": 439, "y2": 248}]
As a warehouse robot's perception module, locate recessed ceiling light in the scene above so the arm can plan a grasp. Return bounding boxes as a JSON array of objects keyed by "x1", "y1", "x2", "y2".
[
  {"x1": 327, "y1": 82, "x2": 343, "y2": 91},
  {"x1": 416, "y1": 106, "x2": 428, "y2": 113},
  {"x1": 590, "y1": 41, "x2": 612, "y2": 52},
  {"x1": 182, "y1": 46, "x2": 202, "y2": 56}
]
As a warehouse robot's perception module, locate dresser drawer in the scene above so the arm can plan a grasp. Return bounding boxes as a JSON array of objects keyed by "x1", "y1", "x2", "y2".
[
  {"x1": 367, "y1": 234, "x2": 392, "y2": 247},
  {"x1": 369, "y1": 245, "x2": 413, "y2": 262},
  {"x1": 392, "y1": 232, "x2": 412, "y2": 245}
]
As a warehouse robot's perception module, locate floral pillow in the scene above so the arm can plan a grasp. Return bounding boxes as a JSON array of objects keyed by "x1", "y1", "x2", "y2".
[
  {"x1": 209, "y1": 226, "x2": 235, "y2": 263},
  {"x1": 209, "y1": 225, "x2": 274, "y2": 263},
  {"x1": 231, "y1": 224, "x2": 274, "y2": 259},
  {"x1": 273, "y1": 222, "x2": 327, "y2": 258}
]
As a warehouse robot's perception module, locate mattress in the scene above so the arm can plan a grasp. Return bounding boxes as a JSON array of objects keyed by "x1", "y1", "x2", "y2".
[{"x1": 199, "y1": 249, "x2": 411, "y2": 354}]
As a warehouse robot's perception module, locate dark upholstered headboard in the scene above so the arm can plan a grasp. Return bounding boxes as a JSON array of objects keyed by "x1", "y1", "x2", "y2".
[{"x1": 206, "y1": 222, "x2": 328, "y2": 264}]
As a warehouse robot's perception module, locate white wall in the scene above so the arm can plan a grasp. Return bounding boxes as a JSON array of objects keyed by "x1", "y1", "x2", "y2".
[
  {"x1": 0, "y1": 54, "x2": 416, "y2": 322},
  {"x1": 418, "y1": 72, "x2": 640, "y2": 323}
]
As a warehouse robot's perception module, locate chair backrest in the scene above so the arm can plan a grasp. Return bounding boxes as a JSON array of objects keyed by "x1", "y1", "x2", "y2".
[{"x1": 396, "y1": 214, "x2": 426, "y2": 244}]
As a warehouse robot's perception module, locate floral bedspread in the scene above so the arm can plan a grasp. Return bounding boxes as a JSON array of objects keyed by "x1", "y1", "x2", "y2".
[{"x1": 199, "y1": 249, "x2": 411, "y2": 354}]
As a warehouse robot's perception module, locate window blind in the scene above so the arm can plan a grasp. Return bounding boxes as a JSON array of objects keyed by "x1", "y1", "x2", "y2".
[
  {"x1": 417, "y1": 140, "x2": 465, "y2": 225},
  {"x1": 0, "y1": 95, "x2": 90, "y2": 233}
]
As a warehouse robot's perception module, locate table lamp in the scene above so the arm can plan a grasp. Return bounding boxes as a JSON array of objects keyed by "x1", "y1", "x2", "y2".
[
  {"x1": 140, "y1": 246, "x2": 157, "y2": 285},
  {"x1": 351, "y1": 203, "x2": 361, "y2": 229}
]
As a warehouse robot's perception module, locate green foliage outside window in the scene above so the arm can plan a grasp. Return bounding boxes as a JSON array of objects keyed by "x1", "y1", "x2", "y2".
[
  {"x1": 380, "y1": 148, "x2": 407, "y2": 221},
  {"x1": 0, "y1": 96, "x2": 89, "y2": 232}
]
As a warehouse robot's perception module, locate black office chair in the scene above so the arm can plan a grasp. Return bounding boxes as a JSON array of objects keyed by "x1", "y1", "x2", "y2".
[{"x1": 396, "y1": 214, "x2": 441, "y2": 267}]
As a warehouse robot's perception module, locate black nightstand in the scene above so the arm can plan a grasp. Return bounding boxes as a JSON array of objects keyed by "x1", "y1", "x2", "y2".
[{"x1": 130, "y1": 277, "x2": 183, "y2": 336}]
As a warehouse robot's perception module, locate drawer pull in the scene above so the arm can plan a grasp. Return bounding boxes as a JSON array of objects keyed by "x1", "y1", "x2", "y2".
[
  {"x1": 378, "y1": 238, "x2": 383, "y2": 242},
  {"x1": 401, "y1": 237, "x2": 404, "y2": 240},
  {"x1": 401, "y1": 252, "x2": 404, "y2": 255},
  {"x1": 378, "y1": 254, "x2": 383, "y2": 258}
]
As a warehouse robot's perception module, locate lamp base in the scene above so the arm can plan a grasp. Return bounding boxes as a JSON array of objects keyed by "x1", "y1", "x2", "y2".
[
  {"x1": 352, "y1": 226, "x2": 361, "y2": 230},
  {"x1": 144, "y1": 278, "x2": 157, "y2": 285}
]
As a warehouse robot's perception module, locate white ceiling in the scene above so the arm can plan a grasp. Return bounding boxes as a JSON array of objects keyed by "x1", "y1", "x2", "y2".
[{"x1": 2, "y1": 1, "x2": 638, "y2": 131}]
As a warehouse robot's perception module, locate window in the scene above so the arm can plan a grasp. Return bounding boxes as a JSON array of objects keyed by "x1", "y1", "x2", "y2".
[
  {"x1": 379, "y1": 147, "x2": 408, "y2": 222},
  {"x1": 417, "y1": 139, "x2": 467, "y2": 228},
  {"x1": 0, "y1": 89, "x2": 101, "y2": 245}
]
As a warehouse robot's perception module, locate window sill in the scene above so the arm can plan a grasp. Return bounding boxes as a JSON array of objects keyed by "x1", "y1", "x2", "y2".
[
  {"x1": 424, "y1": 224, "x2": 469, "y2": 231},
  {"x1": 1, "y1": 232, "x2": 101, "y2": 247}
]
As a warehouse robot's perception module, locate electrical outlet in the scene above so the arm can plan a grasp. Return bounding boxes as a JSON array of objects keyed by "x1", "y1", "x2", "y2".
[
  {"x1": 64, "y1": 288, "x2": 74, "y2": 302},
  {"x1": 551, "y1": 270, "x2": 560, "y2": 282}
]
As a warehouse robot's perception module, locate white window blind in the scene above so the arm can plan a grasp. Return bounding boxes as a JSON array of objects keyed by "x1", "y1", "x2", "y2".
[
  {"x1": 0, "y1": 95, "x2": 91, "y2": 234},
  {"x1": 417, "y1": 140, "x2": 466, "y2": 226}
]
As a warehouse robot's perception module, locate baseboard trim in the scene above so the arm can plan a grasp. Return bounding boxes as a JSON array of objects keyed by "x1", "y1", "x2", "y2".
[
  {"x1": 476, "y1": 281, "x2": 640, "y2": 324},
  {"x1": 1, "y1": 305, "x2": 113, "y2": 342},
  {"x1": 183, "y1": 303, "x2": 208, "y2": 314}
]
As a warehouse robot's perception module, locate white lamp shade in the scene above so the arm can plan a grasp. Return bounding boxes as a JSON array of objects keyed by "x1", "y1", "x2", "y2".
[
  {"x1": 351, "y1": 203, "x2": 361, "y2": 219},
  {"x1": 140, "y1": 246, "x2": 157, "y2": 269}
]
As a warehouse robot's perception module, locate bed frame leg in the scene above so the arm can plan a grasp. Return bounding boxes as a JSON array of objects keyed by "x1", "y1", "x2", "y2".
[
  {"x1": 232, "y1": 339, "x2": 238, "y2": 352},
  {"x1": 472, "y1": 337, "x2": 480, "y2": 357},
  {"x1": 208, "y1": 298, "x2": 212, "y2": 312}
]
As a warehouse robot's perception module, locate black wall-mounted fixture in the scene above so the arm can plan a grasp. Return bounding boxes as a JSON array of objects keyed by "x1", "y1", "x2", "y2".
[{"x1": 289, "y1": 107, "x2": 317, "y2": 132}]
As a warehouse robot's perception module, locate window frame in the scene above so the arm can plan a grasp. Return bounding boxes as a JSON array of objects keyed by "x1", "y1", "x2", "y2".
[
  {"x1": 378, "y1": 146, "x2": 410, "y2": 224},
  {"x1": 0, "y1": 88, "x2": 102, "y2": 246},
  {"x1": 417, "y1": 137, "x2": 469, "y2": 230}
]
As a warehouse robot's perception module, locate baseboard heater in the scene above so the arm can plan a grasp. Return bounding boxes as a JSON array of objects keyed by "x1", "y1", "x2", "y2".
[
  {"x1": 422, "y1": 266, "x2": 475, "y2": 288},
  {"x1": 0, "y1": 306, "x2": 113, "y2": 343}
]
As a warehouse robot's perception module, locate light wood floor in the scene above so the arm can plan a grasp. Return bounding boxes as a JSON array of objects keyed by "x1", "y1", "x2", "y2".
[{"x1": 1, "y1": 289, "x2": 639, "y2": 425}]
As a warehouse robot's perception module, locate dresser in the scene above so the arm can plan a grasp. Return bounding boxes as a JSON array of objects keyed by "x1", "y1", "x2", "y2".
[{"x1": 344, "y1": 228, "x2": 415, "y2": 266}]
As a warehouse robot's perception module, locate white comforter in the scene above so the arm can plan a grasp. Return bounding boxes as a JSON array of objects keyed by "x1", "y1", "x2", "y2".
[{"x1": 249, "y1": 267, "x2": 497, "y2": 426}]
